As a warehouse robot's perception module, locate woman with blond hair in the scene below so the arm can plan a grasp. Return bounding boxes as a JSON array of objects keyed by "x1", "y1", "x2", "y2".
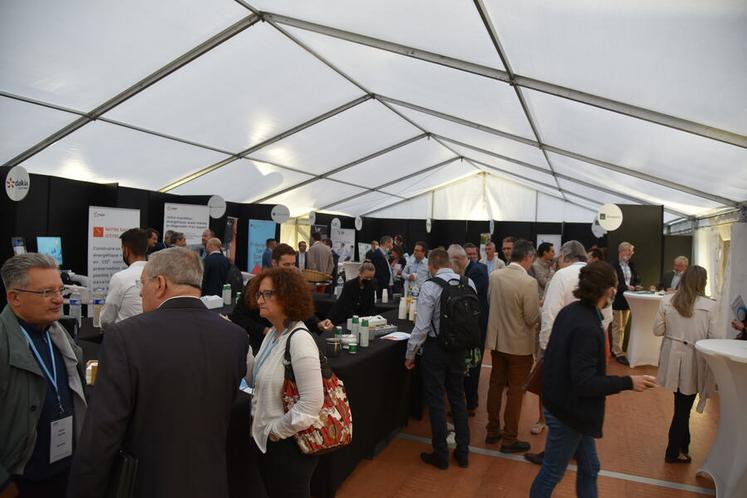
[{"x1": 654, "y1": 265, "x2": 719, "y2": 464}]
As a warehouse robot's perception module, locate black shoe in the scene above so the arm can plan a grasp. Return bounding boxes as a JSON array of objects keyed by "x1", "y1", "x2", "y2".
[
  {"x1": 453, "y1": 451, "x2": 469, "y2": 468},
  {"x1": 665, "y1": 454, "x2": 692, "y2": 464},
  {"x1": 420, "y1": 452, "x2": 448, "y2": 470},
  {"x1": 615, "y1": 355, "x2": 630, "y2": 366},
  {"x1": 485, "y1": 434, "x2": 501, "y2": 445},
  {"x1": 500, "y1": 441, "x2": 531, "y2": 453},
  {"x1": 524, "y1": 451, "x2": 544, "y2": 465}
]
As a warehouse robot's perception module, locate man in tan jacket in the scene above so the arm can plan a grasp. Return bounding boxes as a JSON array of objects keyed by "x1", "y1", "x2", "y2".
[
  {"x1": 306, "y1": 231, "x2": 334, "y2": 276},
  {"x1": 485, "y1": 239, "x2": 539, "y2": 453}
]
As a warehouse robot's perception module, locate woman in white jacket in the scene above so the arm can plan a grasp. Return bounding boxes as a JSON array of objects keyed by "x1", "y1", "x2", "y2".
[
  {"x1": 245, "y1": 267, "x2": 324, "y2": 497},
  {"x1": 654, "y1": 265, "x2": 718, "y2": 464}
]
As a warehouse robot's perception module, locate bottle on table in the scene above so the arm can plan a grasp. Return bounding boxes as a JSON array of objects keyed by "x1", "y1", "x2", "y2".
[
  {"x1": 398, "y1": 297, "x2": 408, "y2": 320},
  {"x1": 351, "y1": 315, "x2": 359, "y2": 337},
  {"x1": 91, "y1": 288, "x2": 105, "y2": 328},
  {"x1": 335, "y1": 276, "x2": 344, "y2": 298},
  {"x1": 382, "y1": 288, "x2": 388, "y2": 303},
  {"x1": 408, "y1": 298, "x2": 417, "y2": 322},
  {"x1": 69, "y1": 290, "x2": 82, "y2": 326},
  {"x1": 359, "y1": 319, "x2": 370, "y2": 347},
  {"x1": 235, "y1": 291, "x2": 242, "y2": 306},
  {"x1": 222, "y1": 284, "x2": 232, "y2": 306},
  {"x1": 335, "y1": 326, "x2": 343, "y2": 338}
]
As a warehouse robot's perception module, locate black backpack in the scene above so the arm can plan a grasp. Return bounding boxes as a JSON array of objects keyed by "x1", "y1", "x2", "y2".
[
  {"x1": 428, "y1": 276, "x2": 482, "y2": 352},
  {"x1": 225, "y1": 264, "x2": 244, "y2": 295}
]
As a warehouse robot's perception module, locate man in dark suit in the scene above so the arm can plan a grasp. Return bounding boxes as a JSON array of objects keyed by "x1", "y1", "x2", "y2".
[
  {"x1": 370, "y1": 235, "x2": 393, "y2": 300},
  {"x1": 461, "y1": 243, "x2": 490, "y2": 415},
  {"x1": 201, "y1": 237, "x2": 231, "y2": 296},
  {"x1": 610, "y1": 241, "x2": 641, "y2": 365},
  {"x1": 68, "y1": 247, "x2": 249, "y2": 498},
  {"x1": 295, "y1": 241, "x2": 308, "y2": 270},
  {"x1": 658, "y1": 256, "x2": 688, "y2": 291}
]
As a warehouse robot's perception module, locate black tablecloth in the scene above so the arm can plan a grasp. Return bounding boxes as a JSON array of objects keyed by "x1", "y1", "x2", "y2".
[{"x1": 312, "y1": 293, "x2": 400, "y2": 321}]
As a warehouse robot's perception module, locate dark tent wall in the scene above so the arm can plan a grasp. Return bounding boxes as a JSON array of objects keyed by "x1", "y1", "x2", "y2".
[{"x1": 606, "y1": 205, "x2": 665, "y2": 288}]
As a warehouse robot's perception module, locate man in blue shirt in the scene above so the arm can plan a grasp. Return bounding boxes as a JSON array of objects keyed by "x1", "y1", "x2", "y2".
[
  {"x1": 261, "y1": 239, "x2": 276, "y2": 269},
  {"x1": 405, "y1": 248, "x2": 475, "y2": 470},
  {"x1": 401, "y1": 241, "x2": 429, "y2": 292},
  {"x1": 0, "y1": 253, "x2": 86, "y2": 498}
]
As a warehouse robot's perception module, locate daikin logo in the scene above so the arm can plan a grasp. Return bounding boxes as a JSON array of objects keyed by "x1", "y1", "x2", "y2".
[{"x1": 5, "y1": 165, "x2": 31, "y2": 202}]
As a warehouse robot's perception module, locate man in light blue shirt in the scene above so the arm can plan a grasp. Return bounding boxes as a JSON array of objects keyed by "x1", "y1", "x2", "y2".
[
  {"x1": 404, "y1": 248, "x2": 475, "y2": 470},
  {"x1": 402, "y1": 241, "x2": 429, "y2": 291}
]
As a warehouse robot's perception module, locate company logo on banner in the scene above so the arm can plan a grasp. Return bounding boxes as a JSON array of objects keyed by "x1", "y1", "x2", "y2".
[
  {"x1": 5, "y1": 165, "x2": 31, "y2": 202},
  {"x1": 87, "y1": 206, "x2": 140, "y2": 294},
  {"x1": 247, "y1": 219, "x2": 276, "y2": 273},
  {"x1": 163, "y1": 203, "x2": 210, "y2": 246},
  {"x1": 331, "y1": 228, "x2": 355, "y2": 262}
]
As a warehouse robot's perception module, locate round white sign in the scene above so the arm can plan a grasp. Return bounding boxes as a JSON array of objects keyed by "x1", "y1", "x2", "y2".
[
  {"x1": 207, "y1": 195, "x2": 226, "y2": 219},
  {"x1": 355, "y1": 216, "x2": 363, "y2": 231},
  {"x1": 331, "y1": 217, "x2": 341, "y2": 230},
  {"x1": 425, "y1": 218, "x2": 432, "y2": 234},
  {"x1": 5, "y1": 165, "x2": 30, "y2": 202},
  {"x1": 596, "y1": 203, "x2": 623, "y2": 231},
  {"x1": 271, "y1": 204, "x2": 290, "y2": 224},
  {"x1": 591, "y1": 218, "x2": 607, "y2": 238},
  {"x1": 308, "y1": 211, "x2": 316, "y2": 226},
  {"x1": 489, "y1": 219, "x2": 495, "y2": 235}
]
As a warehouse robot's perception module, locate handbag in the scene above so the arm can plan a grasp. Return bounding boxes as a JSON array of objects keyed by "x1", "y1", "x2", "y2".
[
  {"x1": 282, "y1": 329, "x2": 353, "y2": 455},
  {"x1": 105, "y1": 450, "x2": 138, "y2": 498},
  {"x1": 524, "y1": 358, "x2": 544, "y2": 396}
]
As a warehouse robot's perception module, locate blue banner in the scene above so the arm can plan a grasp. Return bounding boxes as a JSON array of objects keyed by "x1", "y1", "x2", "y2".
[{"x1": 247, "y1": 219, "x2": 276, "y2": 273}]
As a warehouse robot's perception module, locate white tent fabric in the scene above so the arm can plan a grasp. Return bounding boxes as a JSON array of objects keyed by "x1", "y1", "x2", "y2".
[{"x1": 1, "y1": 0, "x2": 745, "y2": 225}]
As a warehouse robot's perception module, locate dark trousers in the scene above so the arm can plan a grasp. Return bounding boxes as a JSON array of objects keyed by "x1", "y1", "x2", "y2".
[
  {"x1": 15, "y1": 469, "x2": 68, "y2": 498},
  {"x1": 486, "y1": 350, "x2": 534, "y2": 444},
  {"x1": 464, "y1": 326, "x2": 487, "y2": 410},
  {"x1": 666, "y1": 390, "x2": 697, "y2": 459},
  {"x1": 420, "y1": 339, "x2": 470, "y2": 462},
  {"x1": 251, "y1": 437, "x2": 319, "y2": 498}
]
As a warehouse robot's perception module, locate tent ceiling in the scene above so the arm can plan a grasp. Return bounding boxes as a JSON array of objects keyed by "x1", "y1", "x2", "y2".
[{"x1": 2, "y1": 0, "x2": 745, "y2": 226}]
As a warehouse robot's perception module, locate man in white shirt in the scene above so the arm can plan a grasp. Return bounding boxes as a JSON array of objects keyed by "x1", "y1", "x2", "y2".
[
  {"x1": 100, "y1": 228, "x2": 148, "y2": 327},
  {"x1": 480, "y1": 242, "x2": 505, "y2": 274}
]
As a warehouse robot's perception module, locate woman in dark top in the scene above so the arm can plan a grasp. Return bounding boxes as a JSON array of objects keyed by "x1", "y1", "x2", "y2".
[
  {"x1": 328, "y1": 262, "x2": 376, "y2": 325},
  {"x1": 530, "y1": 262, "x2": 656, "y2": 498},
  {"x1": 390, "y1": 246, "x2": 407, "y2": 295}
]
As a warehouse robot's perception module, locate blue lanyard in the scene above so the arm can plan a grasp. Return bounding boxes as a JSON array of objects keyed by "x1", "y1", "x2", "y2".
[
  {"x1": 20, "y1": 326, "x2": 65, "y2": 415},
  {"x1": 251, "y1": 327, "x2": 289, "y2": 387}
]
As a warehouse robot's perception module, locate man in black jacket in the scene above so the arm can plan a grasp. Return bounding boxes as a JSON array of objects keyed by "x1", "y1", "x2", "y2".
[
  {"x1": 370, "y1": 235, "x2": 393, "y2": 300},
  {"x1": 68, "y1": 247, "x2": 249, "y2": 498},
  {"x1": 461, "y1": 243, "x2": 489, "y2": 415},
  {"x1": 609, "y1": 241, "x2": 641, "y2": 366},
  {"x1": 658, "y1": 256, "x2": 688, "y2": 291},
  {"x1": 201, "y1": 238, "x2": 231, "y2": 296}
]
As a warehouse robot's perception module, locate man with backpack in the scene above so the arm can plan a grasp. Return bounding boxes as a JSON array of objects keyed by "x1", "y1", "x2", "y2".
[
  {"x1": 485, "y1": 239, "x2": 540, "y2": 453},
  {"x1": 404, "y1": 247, "x2": 480, "y2": 470}
]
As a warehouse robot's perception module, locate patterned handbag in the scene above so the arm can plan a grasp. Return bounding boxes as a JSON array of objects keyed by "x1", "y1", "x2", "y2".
[{"x1": 282, "y1": 329, "x2": 353, "y2": 455}]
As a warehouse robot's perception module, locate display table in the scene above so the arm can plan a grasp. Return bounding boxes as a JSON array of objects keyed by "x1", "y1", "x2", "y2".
[
  {"x1": 312, "y1": 293, "x2": 400, "y2": 320},
  {"x1": 695, "y1": 339, "x2": 747, "y2": 498},
  {"x1": 623, "y1": 291, "x2": 663, "y2": 367}
]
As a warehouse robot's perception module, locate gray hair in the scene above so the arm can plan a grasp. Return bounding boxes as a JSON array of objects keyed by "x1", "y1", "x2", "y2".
[
  {"x1": 558, "y1": 240, "x2": 587, "y2": 263},
  {"x1": 618, "y1": 241, "x2": 634, "y2": 253},
  {"x1": 674, "y1": 256, "x2": 689, "y2": 265},
  {"x1": 1, "y1": 253, "x2": 58, "y2": 289},
  {"x1": 447, "y1": 244, "x2": 468, "y2": 273},
  {"x1": 359, "y1": 261, "x2": 375, "y2": 274},
  {"x1": 144, "y1": 247, "x2": 203, "y2": 288}
]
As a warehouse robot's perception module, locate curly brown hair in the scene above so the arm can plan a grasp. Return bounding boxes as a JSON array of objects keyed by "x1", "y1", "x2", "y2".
[
  {"x1": 573, "y1": 261, "x2": 618, "y2": 305},
  {"x1": 246, "y1": 267, "x2": 314, "y2": 321}
]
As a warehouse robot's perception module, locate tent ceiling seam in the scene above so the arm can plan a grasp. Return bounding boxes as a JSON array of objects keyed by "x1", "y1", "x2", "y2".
[{"x1": 260, "y1": 11, "x2": 746, "y2": 148}]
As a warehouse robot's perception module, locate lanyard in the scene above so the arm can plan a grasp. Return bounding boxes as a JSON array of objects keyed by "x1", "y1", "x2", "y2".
[
  {"x1": 20, "y1": 326, "x2": 65, "y2": 415},
  {"x1": 251, "y1": 327, "x2": 289, "y2": 387}
]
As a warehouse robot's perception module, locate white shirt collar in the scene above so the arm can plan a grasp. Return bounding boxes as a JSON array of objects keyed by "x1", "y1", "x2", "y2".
[{"x1": 158, "y1": 295, "x2": 203, "y2": 308}]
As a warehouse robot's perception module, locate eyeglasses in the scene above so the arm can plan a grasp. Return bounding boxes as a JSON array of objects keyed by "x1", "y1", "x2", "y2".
[
  {"x1": 13, "y1": 287, "x2": 66, "y2": 299},
  {"x1": 255, "y1": 290, "x2": 275, "y2": 301}
]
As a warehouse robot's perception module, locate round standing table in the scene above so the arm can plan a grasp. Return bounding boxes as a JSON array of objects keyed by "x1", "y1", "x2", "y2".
[
  {"x1": 623, "y1": 292, "x2": 663, "y2": 367},
  {"x1": 695, "y1": 339, "x2": 747, "y2": 498}
]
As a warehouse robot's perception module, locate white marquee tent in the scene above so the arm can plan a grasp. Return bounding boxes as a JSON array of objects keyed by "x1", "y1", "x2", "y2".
[{"x1": 2, "y1": 0, "x2": 745, "y2": 226}]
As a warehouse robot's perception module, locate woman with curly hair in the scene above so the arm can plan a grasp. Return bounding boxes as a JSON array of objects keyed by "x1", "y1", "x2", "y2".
[{"x1": 245, "y1": 268, "x2": 323, "y2": 497}]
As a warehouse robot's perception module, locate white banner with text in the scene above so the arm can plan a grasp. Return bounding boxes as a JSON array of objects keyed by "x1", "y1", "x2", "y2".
[
  {"x1": 163, "y1": 203, "x2": 210, "y2": 246},
  {"x1": 87, "y1": 206, "x2": 140, "y2": 294}
]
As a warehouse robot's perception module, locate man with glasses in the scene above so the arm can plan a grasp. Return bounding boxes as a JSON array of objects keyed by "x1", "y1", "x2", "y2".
[
  {"x1": 1, "y1": 253, "x2": 87, "y2": 498},
  {"x1": 402, "y1": 241, "x2": 429, "y2": 291},
  {"x1": 68, "y1": 247, "x2": 249, "y2": 498},
  {"x1": 100, "y1": 228, "x2": 148, "y2": 328}
]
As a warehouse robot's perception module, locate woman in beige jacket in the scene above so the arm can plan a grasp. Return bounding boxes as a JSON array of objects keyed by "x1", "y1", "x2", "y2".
[{"x1": 654, "y1": 265, "x2": 719, "y2": 464}]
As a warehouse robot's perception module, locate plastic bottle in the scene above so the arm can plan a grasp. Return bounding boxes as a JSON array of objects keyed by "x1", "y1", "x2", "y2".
[
  {"x1": 335, "y1": 326, "x2": 343, "y2": 338},
  {"x1": 382, "y1": 288, "x2": 389, "y2": 303},
  {"x1": 398, "y1": 296, "x2": 408, "y2": 320},
  {"x1": 69, "y1": 291, "x2": 82, "y2": 326},
  {"x1": 351, "y1": 315, "x2": 359, "y2": 337},
  {"x1": 222, "y1": 284, "x2": 232, "y2": 306},
  {"x1": 335, "y1": 275, "x2": 344, "y2": 297},
  {"x1": 359, "y1": 319, "x2": 370, "y2": 347},
  {"x1": 408, "y1": 298, "x2": 417, "y2": 322},
  {"x1": 235, "y1": 291, "x2": 242, "y2": 306},
  {"x1": 91, "y1": 288, "x2": 105, "y2": 328}
]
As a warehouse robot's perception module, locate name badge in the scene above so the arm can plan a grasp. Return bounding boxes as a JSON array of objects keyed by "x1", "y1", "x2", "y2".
[{"x1": 50, "y1": 416, "x2": 73, "y2": 463}]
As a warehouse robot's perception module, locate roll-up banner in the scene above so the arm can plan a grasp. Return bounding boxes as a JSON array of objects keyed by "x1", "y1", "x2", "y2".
[
  {"x1": 163, "y1": 203, "x2": 210, "y2": 246},
  {"x1": 88, "y1": 206, "x2": 140, "y2": 294},
  {"x1": 247, "y1": 219, "x2": 276, "y2": 274}
]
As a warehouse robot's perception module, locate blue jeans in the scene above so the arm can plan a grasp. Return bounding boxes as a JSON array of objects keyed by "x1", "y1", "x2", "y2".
[{"x1": 530, "y1": 410, "x2": 600, "y2": 498}]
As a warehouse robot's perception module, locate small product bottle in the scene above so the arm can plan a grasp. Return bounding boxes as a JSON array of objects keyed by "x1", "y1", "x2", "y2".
[
  {"x1": 335, "y1": 275, "x2": 345, "y2": 297},
  {"x1": 359, "y1": 319, "x2": 370, "y2": 347},
  {"x1": 69, "y1": 290, "x2": 82, "y2": 326},
  {"x1": 398, "y1": 296, "x2": 408, "y2": 320},
  {"x1": 382, "y1": 288, "x2": 388, "y2": 303},
  {"x1": 91, "y1": 288, "x2": 105, "y2": 328},
  {"x1": 351, "y1": 315, "x2": 359, "y2": 337},
  {"x1": 335, "y1": 326, "x2": 343, "y2": 338},
  {"x1": 235, "y1": 291, "x2": 242, "y2": 306},
  {"x1": 222, "y1": 284, "x2": 232, "y2": 306},
  {"x1": 408, "y1": 298, "x2": 417, "y2": 322}
]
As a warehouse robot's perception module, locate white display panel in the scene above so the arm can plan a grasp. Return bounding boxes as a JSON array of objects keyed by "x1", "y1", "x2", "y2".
[
  {"x1": 105, "y1": 24, "x2": 364, "y2": 152},
  {"x1": 0, "y1": 0, "x2": 248, "y2": 110},
  {"x1": 263, "y1": 179, "x2": 366, "y2": 218},
  {"x1": 485, "y1": 0, "x2": 747, "y2": 135},
  {"x1": 329, "y1": 137, "x2": 454, "y2": 186},
  {"x1": 171, "y1": 158, "x2": 313, "y2": 204},
  {"x1": 250, "y1": 100, "x2": 419, "y2": 176},
  {"x1": 19, "y1": 121, "x2": 229, "y2": 190},
  {"x1": 250, "y1": 0, "x2": 504, "y2": 69},
  {"x1": 285, "y1": 27, "x2": 535, "y2": 139},
  {"x1": 0, "y1": 97, "x2": 77, "y2": 164},
  {"x1": 381, "y1": 161, "x2": 479, "y2": 198},
  {"x1": 523, "y1": 89, "x2": 747, "y2": 203}
]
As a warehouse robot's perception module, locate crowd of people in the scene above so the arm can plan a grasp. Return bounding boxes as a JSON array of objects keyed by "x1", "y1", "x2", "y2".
[{"x1": 0, "y1": 226, "x2": 738, "y2": 498}]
